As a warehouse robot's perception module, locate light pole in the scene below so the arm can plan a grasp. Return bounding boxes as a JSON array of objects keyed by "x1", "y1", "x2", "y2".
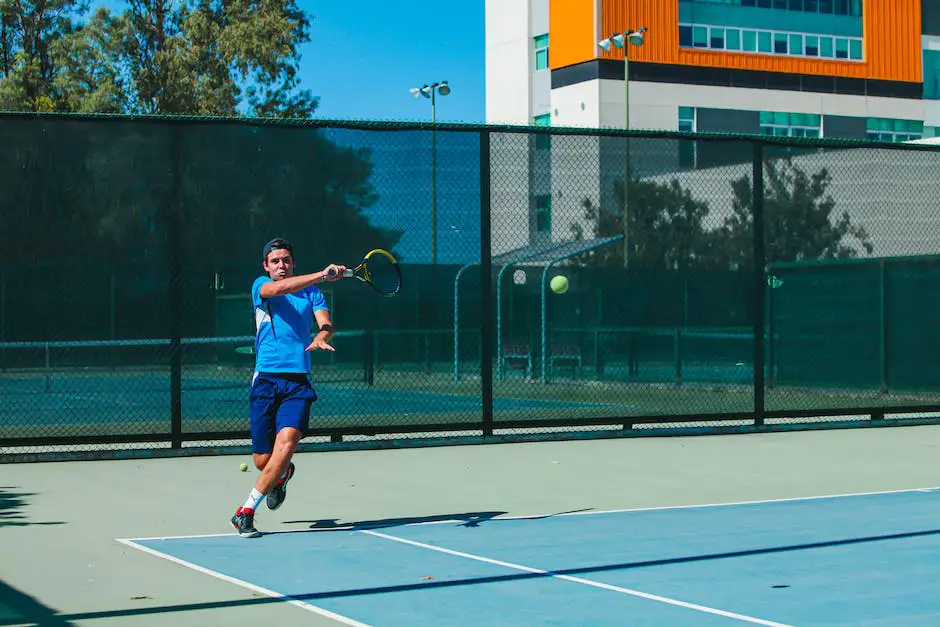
[
  {"x1": 410, "y1": 81, "x2": 451, "y2": 265},
  {"x1": 599, "y1": 28, "x2": 646, "y2": 267}
]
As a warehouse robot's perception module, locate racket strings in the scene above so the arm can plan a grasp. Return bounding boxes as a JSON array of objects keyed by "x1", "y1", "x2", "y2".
[{"x1": 363, "y1": 252, "x2": 401, "y2": 296}]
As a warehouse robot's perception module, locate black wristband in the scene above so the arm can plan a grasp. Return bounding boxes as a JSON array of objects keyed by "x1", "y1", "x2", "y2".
[{"x1": 319, "y1": 324, "x2": 334, "y2": 334}]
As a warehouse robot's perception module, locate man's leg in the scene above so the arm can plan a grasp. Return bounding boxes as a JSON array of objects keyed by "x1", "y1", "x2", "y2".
[
  {"x1": 232, "y1": 374, "x2": 277, "y2": 538},
  {"x1": 265, "y1": 378, "x2": 314, "y2": 511},
  {"x1": 255, "y1": 426, "x2": 302, "y2": 496}
]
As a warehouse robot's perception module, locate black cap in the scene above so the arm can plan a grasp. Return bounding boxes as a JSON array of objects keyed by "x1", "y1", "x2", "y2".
[{"x1": 262, "y1": 238, "x2": 293, "y2": 262}]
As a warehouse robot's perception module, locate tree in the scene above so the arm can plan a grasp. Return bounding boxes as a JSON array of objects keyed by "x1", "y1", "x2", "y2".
[
  {"x1": 720, "y1": 158, "x2": 874, "y2": 269},
  {"x1": 570, "y1": 175, "x2": 721, "y2": 270}
]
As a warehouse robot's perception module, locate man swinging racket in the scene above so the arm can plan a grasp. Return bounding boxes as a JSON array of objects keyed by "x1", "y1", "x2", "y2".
[{"x1": 231, "y1": 238, "x2": 346, "y2": 538}]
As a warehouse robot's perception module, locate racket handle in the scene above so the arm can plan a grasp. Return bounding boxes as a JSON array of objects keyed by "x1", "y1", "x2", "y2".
[{"x1": 326, "y1": 268, "x2": 355, "y2": 278}]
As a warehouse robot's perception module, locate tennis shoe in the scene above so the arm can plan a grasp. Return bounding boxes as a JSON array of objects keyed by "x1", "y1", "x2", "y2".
[
  {"x1": 231, "y1": 507, "x2": 261, "y2": 538},
  {"x1": 266, "y1": 462, "x2": 295, "y2": 511}
]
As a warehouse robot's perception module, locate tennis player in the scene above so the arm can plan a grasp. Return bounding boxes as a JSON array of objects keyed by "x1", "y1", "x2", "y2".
[{"x1": 231, "y1": 237, "x2": 346, "y2": 538}]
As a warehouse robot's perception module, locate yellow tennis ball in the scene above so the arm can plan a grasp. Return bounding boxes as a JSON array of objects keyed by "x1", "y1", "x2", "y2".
[
  {"x1": 239, "y1": 462, "x2": 248, "y2": 472},
  {"x1": 550, "y1": 275, "x2": 568, "y2": 294}
]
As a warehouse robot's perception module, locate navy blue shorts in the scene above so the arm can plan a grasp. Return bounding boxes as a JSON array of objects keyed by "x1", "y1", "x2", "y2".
[{"x1": 249, "y1": 373, "x2": 317, "y2": 454}]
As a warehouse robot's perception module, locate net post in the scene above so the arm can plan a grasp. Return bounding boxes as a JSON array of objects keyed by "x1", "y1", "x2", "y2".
[
  {"x1": 479, "y1": 130, "x2": 494, "y2": 437},
  {"x1": 752, "y1": 141, "x2": 766, "y2": 427}
]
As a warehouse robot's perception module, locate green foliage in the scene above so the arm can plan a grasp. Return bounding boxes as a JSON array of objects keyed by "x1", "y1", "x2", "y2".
[
  {"x1": 0, "y1": 0, "x2": 317, "y2": 115},
  {"x1": 0, "y1": 1, "x2": 402, "y2": 272},
  {"x1": 722, "y1": 158, "x2": 874, "y2": 268},
  {"x1": 575, "y1": 158, "x2": 874, "y2": 270},
  {"x1": 571, "y1": 175, "x2": 721, "y2": 270}
]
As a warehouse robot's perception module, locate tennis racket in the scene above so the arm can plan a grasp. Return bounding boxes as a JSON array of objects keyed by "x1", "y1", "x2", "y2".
[{"x1": 330, "y1": 248, "x2": 402, "y2": 297}]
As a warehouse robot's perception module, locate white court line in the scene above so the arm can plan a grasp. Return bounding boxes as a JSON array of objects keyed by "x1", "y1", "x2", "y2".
[
  {"x1": 362, "y1": 530, "x2": 793, "y2": 627},
  {"x1": 120, "y1": 485, "x2": 940, "y2": 542},
  {"x1": 116, "y1": 538, "x2": 372, "y2": 627}
]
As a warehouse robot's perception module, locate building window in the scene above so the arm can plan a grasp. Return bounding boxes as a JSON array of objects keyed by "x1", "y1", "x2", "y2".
[
  {"x1": 678, "y1": 22, "x2": 863, "y2": 62},
  {"x1": 924, "y1": 50, "x2": 940, "y2": 100},
  {"x1": 866, "y1": 118, "x2": 924, "y2": 143},
  {"x1": 678, "y1": 107, "x2": 697, "y2": 169},
  {"x1": 534, "y1": 34, "x2": 549, "y2": 71},
  {"x1": 710, "y1": 27, "x2": 725, "y2": 49},
  {"x1": 690, "y1": 0, "x2": 861, "y2": 16},
  {"x1": 760, "y1": 111, "x2": 822, "y2": 138},
  {"x1": 533, "y1": 195, "x2": 551, "y2": 234},
  {"x1": 533, "y1": 113, "x2": 551, "y2": 151},
  {"x1": 805, "y1": 35, "x2": 819, "y2": 56}
]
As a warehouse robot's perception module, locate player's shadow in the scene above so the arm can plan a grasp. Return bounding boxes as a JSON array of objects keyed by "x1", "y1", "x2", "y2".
[
  {"x1": 282, "y1": 508, "x2": 594, "y2": 532},
  {"x1": 0, "y1": 486, "x2": 66, "y2": 528},
  {"x1": 282, "y1": 510, "x2": 509, "y2": 531}
]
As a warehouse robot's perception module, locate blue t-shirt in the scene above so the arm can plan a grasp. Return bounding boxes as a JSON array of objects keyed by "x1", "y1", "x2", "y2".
[{"x1": 252, "y1": 276, "x2": 328, "y2": 373}]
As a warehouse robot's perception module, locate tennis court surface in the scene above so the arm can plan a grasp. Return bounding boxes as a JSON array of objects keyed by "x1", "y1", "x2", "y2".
[{"x1": 4, "y1": 425, "x2": 940, "y2": 626}]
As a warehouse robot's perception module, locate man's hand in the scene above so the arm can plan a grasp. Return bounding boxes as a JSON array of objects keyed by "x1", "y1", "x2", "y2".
[
  {"x1": 321, "y1": 264, "x2": 347, "y2": 281},
  {"x1": 305, "y1": 336, "x2": 335, "y2": 352}
]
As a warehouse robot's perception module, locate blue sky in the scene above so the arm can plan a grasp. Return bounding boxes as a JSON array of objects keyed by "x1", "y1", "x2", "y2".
[{"x1": 300, "y1": 1, "x2": 485, "y2": 124}]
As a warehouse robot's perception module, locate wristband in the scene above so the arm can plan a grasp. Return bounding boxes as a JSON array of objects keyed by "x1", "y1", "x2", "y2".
[{"x1": 319, "y1": 324, "x2": 334, "y2": 334}]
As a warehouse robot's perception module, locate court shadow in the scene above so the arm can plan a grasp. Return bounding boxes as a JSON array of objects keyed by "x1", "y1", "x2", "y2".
[
  {"x1": 0, "y1": 486, "x2": 66, "y2": 528},
  {"x1": 281, "y1": 507, "x2": 595, "y2": 532},
  {"x1": 0, "y1": 580, "x2": 75, "y2": 627},
  {"x1": 281, "y1": 510, "x2": 509, "y2": 531}
]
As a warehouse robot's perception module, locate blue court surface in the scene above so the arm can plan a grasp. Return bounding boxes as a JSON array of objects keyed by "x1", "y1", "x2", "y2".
[{"x1": 122, "y1": 489, "x2": 940, "y2": 626}]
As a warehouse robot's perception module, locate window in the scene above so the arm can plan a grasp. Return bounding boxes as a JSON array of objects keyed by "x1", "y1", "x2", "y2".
[
  {"x1": 789, "y1": 0, "x2": 803, "y2": 9},
  {"x1": 710, "y1": 27, "x2": 725, "y2": 49},
  {"x1": 924, "y1": 50, "x2": 940, "y2": 100},
  {"x1": 805, "y1": 35, "x2": 819, "y2": 56},
  {"x1": 818, "y1": 0, "x2": 833, "y2": 13},
  {"x1": 849, "y1": 39, "x2": 862, "y2": 60},
  {"x1": 533, "y1": 114, "x2": 550, "y2": 150},
  {"x1": 678, "y1": 107, "x2": 696, "y2": 133},
  {"x1": 760, "y1": 111, "x2": 822, "y2": 137},
  {"x1": 533, "y1": 195, "x2": 551, "y2": 234},
  {"x1": 758, "y1": 31, "x2": 773, "y2": 53},
  {"x1": 677, "y1": 21, "x2": 863, "y2": 62},
  {"x1": 534, "y1": 34, "x2": 549, "y2": 71},
  {"x1": 835, "y1": 38, "x2": 849, "y2": 59},
  {"x1": 741, "y1": 30, "x2": 757, "y2": 51},
  {"x1": 866, "y1": 118, "x2": 924, "y2": 143},
  {"x1": 678, "y1": 107, "x2": 697, "y2": 169},
  {"x1": 789, "y1": 34, "x2": 803, "y2": 55}
]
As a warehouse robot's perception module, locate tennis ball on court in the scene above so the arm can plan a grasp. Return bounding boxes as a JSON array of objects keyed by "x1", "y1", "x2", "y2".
[
  {"x1": 239, "y1": 462, "x2": 248, "y2": 472},
  {"x1": 550, "y1": 275, "x2": 569, "y2": 294}
]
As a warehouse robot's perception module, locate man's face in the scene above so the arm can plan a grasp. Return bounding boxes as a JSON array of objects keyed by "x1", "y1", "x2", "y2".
[{"x1": 263, "y1": 248, "x2": 294, "y2": 280}]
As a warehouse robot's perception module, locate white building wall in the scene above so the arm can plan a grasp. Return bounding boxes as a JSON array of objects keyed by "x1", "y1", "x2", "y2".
[
  {"x1": 604, "y1": 81, "x2": 925, "y2": 132},
  {"x1": 485, "y1": 0, "x2": 532, "y2": 125}
]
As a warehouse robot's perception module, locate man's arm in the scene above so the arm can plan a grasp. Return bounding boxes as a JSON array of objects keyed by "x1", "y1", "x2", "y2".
[
  {"x1": 259, "y1": 264, "x2": 345, "y2": 299},
  {"x1": 305, "y1": 309, "x2": 335, "y2": 353},
  {"x1": 313, "y1": 309, "x2": 335, "y2": 342}
]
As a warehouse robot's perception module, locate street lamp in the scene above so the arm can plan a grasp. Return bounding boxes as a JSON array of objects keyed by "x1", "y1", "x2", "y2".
[
  {"x1": 598, "y1": 27, "x2": 646, "y2": 267},
  {"x1": 410, "y1": 81, "x2": 451, "y2": 265},
  {"x1": 598, "y1": 28, "x2": 645, "y2": 130}
]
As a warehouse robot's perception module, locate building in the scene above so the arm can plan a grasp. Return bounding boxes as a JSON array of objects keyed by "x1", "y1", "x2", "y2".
[{"x1": 484, "y1": 0, "x2": 940, "y2": 255}]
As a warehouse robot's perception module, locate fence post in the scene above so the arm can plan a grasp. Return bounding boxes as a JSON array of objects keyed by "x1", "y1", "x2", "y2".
[
  {"x1": 879, "y1": 259, "x2": 888, "y2": 394},
  {"x1": 752, "y1": 142, "x2": 766, "y2": 427},
  {"x1": 479, "y1": 130, "x2": 494, "y2": 437},
  {"x1": 168, "y1": 126, "x2": 184, "y2": 449}
]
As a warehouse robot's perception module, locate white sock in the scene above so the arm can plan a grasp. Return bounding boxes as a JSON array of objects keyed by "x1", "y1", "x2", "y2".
[{"x1": 243, "y1": 488, "x2": 265, "y2": 511}]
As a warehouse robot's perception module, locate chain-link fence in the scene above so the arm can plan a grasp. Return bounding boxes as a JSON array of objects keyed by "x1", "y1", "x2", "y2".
[{"x1": 2, "y1": 113, "x2": 939, "y2": 461}]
